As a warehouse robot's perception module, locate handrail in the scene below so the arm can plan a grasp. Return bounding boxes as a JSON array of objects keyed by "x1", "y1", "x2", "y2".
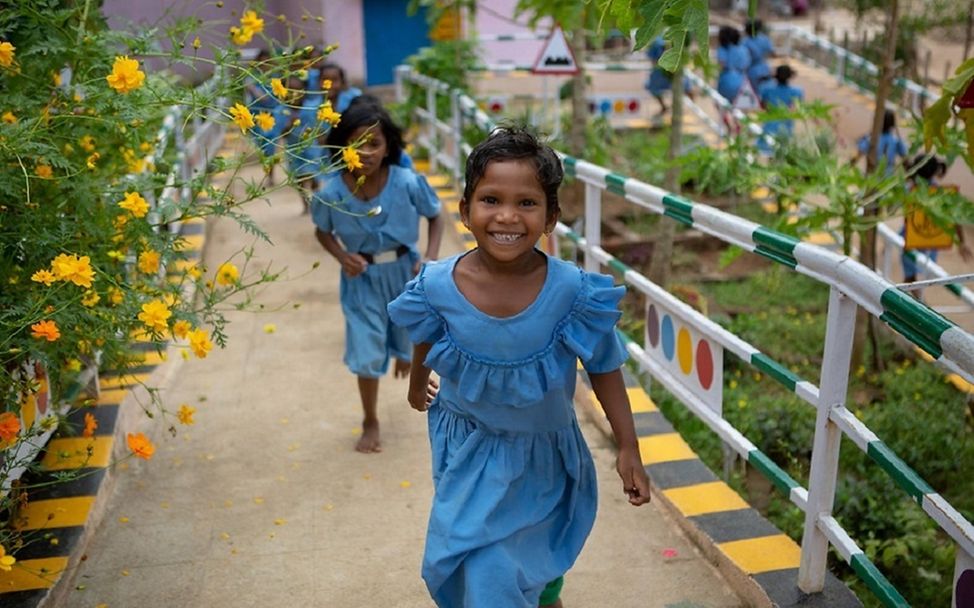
[{"x1": 397, "y1": 64, "x2": 974, "y2": 607}]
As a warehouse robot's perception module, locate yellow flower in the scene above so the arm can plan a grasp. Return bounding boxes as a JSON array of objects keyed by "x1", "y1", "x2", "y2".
[
  {"x1": 65, "y1": 358, "x2": 82, "y2": 372},
  {"x1": 317, "y1": 102, "x2": 340, "y2": 126},
  {"x1": 137, "y1": 250, "x2": 160, "y2": 274},
  {"x1": 229, "y1": 26, "x2": 254, "y2": 45},
  {"x1": 255, "y1": 111, "x2": 275, "y2": 132},
  {"x1": 79, "y1": 135, "x2": 96, "y2": 152},
  {"x1": 240, "y1": 10, "x2": 265, "y2": 34},
  {"x1": 86, "y1": 152, "x2": 100, "y2": 170},
  {"x1": 52, "y1": 71, "x2": 62, "y2": 86},
  {"x1": 108, "y1": 287, "x2": 124, "y2": 305},
  {"x1": 139, "y1": 141, "x2": 152, "y2": 153},
  {"x1": 138, "y1": 299, "x2": 171, "y2": 333},
  {"x1": 177, "y1": 404, "x2": 196, "y2": 425},
  {"x1": 216, "y1": 262, "x2": 239, "y2": 286},
  {"x1": 171, "y1": 319, "x2": 192, "y2": 339},
  {"x1": 0, "y1": 544, "x2": 15, "y2": 572},
  {"x1": 192, "y1": 36, "x2": 201, "y2": 50},
  {"x1": 31, "y1": 269, "x2": 56, "y2": 286},
  {"x1": 186, "y1": 264, "x2": 202, "y2": 279},
  {"x1": 229, "y1": 103, "x2": 254, "y2": 132},
  {"x1": 342, "y1": 146, "x2": 363, "y2": 171},
  {"x1": 2, "y1": 111, "x2": 15, "y2": 124},
  {"x1": 0, "y1": 41, "x2": 14, "y2": 68},
  {"x1": 106, "y1": 56, "x2": 145, "y2": 94},
  {"x1": 118, "y1": 191, "x2": 149, "y2": 218},
  {"x1": 263, "y1": 323, "x2": 276, "y2": 334},
  {"x1": 322, "y1": 79, "x2": 332, "y2": 90},
  {"x1": 35, "y1": 163, "x2": 53, "y2": 179},
  {"x1": 81, "y1": 290, "x2": 100, "y2": 307},
  {"x1": 271, "y1": 78, "x2": 287, "y2": 99},
  {"x1": 187, "y1": 328, "x2": 213, "y2": 358},
  {"x1": 50, "y1": 253, "x2": 95, "y2": 287}
]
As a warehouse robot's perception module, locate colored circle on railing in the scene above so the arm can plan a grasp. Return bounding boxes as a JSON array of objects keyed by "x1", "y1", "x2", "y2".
[
  {"x1": 613, "y1": 99, "x2": 625, "y2": 113},
  {"x1": 600, "y1": 99, "x2": 612, "y2": 114},
  {"x1": 646, "y1": 305, "x2": 660, "y2": 348},
  {"x1": 957, "y1": 569, "x2": 974, "y2": 608},
  {"x1": 677, "y1": 327, "x2": 693, "y2": 374},
  {"x1": 696, "y1": 340, "x2": 714, "y2": 390},
  {"x1": 661, "y1": 315, "x2": 675, "y2": 361}
]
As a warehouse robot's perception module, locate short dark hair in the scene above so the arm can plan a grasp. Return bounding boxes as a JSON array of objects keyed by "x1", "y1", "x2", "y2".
[
  {"x1": 745, "y1": 19, "x2": 764, "y2": 36},
  {"x1": 718, "y1": 26, "x2": 741, "y2": 48},
  {"x1": 462, "y1": 125, "x2": 563, "y2": 216},
  {"x1": 882, "y1": 109, "x2": 896, "y2": 133},
  {"x1": 319, "y1": 62, "x2": 347, "y2": 83},
  {"x1": 909, "y1": 154, "x2": 946, "y2": 182},
  {"x1": 325, "y1": 95, "x2": 403, "y2": 166},
  {"x1": 774, "y1": 64, "x2": 795, "y2": 84}
]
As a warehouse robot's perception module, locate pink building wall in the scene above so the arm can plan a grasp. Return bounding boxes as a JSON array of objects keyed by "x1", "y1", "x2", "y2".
[{"x1": 470, "y1": 0, "x2": 552, "y2": 66}]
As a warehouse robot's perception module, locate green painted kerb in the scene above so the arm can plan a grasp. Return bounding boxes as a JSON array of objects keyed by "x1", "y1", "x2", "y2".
[
  {"x1": 879, "y1": 288, "x2": 951, "y2": 359},
  {"x1": 850, "y1": 553, "x2": 910, "y2": 608},
  {"x1": 608, "y1": 258, "x2": 631, "y2": 275},
  {"x1": 866, "y1": 440, "x2": 934, "y2": 504},
  {"x1": 752, "y1": 227, "x2": 798, "y2": 269},
  {"x1": 747, "y1": 450, "x2": 800, "y2": 495},
  {"x1": 562, "y1": 156, "x2": 576, "y2": 178},
  {"x1": 751, "y1": 353, "x2": 799, "y2": 392},
  {"x1": 562, "y1": 229, "x2": 582, "y2": 244},
  {"x1": 606, "y1": 173, "x2": 627, "y2": 196},
  {"x1": 662, "y1": 194, "x2": 694, "y2": 227}
]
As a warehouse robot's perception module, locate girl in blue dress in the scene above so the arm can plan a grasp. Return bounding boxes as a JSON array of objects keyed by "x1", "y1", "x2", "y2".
[
  {"x1": 388, "y1": 127, "x2": 651, "y2": 607},
  {"x1": 716, "y1": 26, "x2": 751, "y2": 105},
  {"x1": 743, "y1": 19, "x2": 774, "y2": 91},
  {"x1": 284, "y1": 75, "x2": 325, "y2": 213},
  {"x1": 758, "y1": 64, "x2": 803, "y2": 151},
  {"x1": 312, "y1": 101, "x2": 444, "y2": 453},
  {"x1": 320, "y1": 63, "x2": 363, "y2": 113},
  {"x1": 245, "y1": 49, "x2": 285, "y2": 184}
]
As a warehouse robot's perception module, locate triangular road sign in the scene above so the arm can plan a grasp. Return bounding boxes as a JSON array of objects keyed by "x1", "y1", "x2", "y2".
[{"x1": 531, "y1": 26, "x2": 579, "y2": 75}]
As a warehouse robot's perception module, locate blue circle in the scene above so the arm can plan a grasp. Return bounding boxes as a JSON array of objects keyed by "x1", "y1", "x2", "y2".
[
  {"x1": 661, "y1": 315, "x2": 675, "y2": 361},
  {"x1": 599, "y1": 100, "x2": 612, "y2": 114}
]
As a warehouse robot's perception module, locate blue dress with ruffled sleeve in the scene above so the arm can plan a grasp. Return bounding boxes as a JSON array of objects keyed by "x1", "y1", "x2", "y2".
[{"x1": 387, "y1": 252, "x2": 628, "y2": 608}]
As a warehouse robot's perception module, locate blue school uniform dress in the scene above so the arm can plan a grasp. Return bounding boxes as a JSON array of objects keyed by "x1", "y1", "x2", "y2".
[
  {"x1": 247, "y1": 79, "x2": 285, "y2": 157},
  {"x1": 857, "y1": 132, "x2": 907, "y2": 176},
  {"x1": 717, "y1": 44, "x2": 751, "y2": 103},
  {"x1": 334, "y1": 87, "x2": 363, "y2": 112},
  {"x1": 744, "y1": 33, "x2": 774, "y2": 88},
  {"x1": 760, "y1": 82, "x2": 804, "y2": 143},
  {"x1": 387, "y1": 252, "x2": 628, "y2": 608},
  {"x1": 285, "y1": 93, "x2": 325, "y2": 178},
  {"x1": 313, "y1": 165, "x2": 440, "y2": 377}
]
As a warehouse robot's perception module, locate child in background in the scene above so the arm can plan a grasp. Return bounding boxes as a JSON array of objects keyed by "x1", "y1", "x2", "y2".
[
  {"x1": 320, "y1": 63, "x2": 362, "y2": 113},
  {"x1": 388, "y1": 127, "x2": 651, "y2": 607},
  {"x1": 716, "y1": 26, "x2": 752, "y2": 105},
  {"x1": 644, "y1": 36, "x2": 693, "y2": 116},
  {"x1": 743, "y1": 19, "x2": 774, "y2": 91},
  {"x1": 313, "y1": 101, "x2": 443, "y2": 453},
  {"x1": 856, "y1": 109, "x2": 908, "y2": 177},
  {"x1": 284, "y1": 74, "x2": 324, "y2": 213},
  {"x1": 245, "y1": 49, "x2": 284, "y2": 184},
  {"x1": 759, "y1": 64, "x2": 803, "y2": 144}
]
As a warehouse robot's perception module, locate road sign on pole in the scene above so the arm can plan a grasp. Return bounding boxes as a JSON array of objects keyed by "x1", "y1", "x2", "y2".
[{"x1": 531, "y1": 25, "x2": 579, "y2": 76}]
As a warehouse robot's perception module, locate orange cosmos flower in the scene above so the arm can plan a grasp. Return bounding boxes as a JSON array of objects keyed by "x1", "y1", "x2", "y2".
[
  {"x1": 0, "y1": 412, "x2": 21, "y2": 443},
  {"x1": 106, "y1": 56, "x2": 145, "y2": 93},
  {"x1": 82, "y1": 412, "x2": 98, "y2": 438},
  {"x1": 30, "y1": 320, "x2": 60, "y2": 342},
  {"x1": 126, "y1": 432, "x2": 155, "y2": 460}
]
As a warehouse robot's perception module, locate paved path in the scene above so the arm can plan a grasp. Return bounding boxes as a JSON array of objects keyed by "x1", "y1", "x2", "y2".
[{"x1": 64, "y1": 153, "x2": 743, "y2": 607}]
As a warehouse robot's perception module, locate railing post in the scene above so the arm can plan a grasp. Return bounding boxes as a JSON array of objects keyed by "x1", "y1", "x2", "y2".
[
  {"x1": 450, "y1": 89, "x2": 463, "y2": 193},
  {"x1": 583, "y1": 180, "x2": 602, "y2": 273},
  {"x1": 394, "y1": 65, "x2": 407, "y2": 104},
  {"x1": 799, "y1": 286, "x2": 856, "y2": 592},
  {"x1": 427, "y1": 85, "x2": 438, "y2": 174}
]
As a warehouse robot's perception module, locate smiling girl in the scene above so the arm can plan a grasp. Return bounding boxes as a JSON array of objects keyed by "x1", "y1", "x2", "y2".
[{"x1": 312, "y1": 98, "x2": 443, "y2": 453}]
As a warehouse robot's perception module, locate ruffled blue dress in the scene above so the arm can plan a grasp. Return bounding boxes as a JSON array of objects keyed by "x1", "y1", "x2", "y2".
[
  {"x1": 387, "y1": 252, "x2": 628, "y2": 608},
  {"x1": 313, "y1": 165, "x2": 441, "y2": 377},
  {"x1": 285, "y1": 93, "x2": 325, "y2": 178}
]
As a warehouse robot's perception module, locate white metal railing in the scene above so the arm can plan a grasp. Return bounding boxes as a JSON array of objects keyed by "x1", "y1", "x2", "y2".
[{"x1": 398, "y1": 65, "x2": 974, "y2": 608}]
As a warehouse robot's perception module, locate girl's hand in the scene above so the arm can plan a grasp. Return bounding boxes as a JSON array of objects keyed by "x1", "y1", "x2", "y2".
[
  {"x1": 959, "y1": 244, "x2": 973, "y2": 263},
  {"x1": 408, "y1": 377, "x2": 438, "y2": 412},
  {"x1": 616, "y1": 447, "x2": 652, "y2": 506},
  {"x1": 340, "y1": 253, "x2": 368, "y2": 277},
  {"x1": 393, "y1": 358, "x2": 410, "y2": 379}
]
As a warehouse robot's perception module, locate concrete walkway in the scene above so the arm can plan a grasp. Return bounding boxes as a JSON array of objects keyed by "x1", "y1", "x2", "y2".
[{"x1": 63, "y1": 156, "x2": 743, "y2": 607}]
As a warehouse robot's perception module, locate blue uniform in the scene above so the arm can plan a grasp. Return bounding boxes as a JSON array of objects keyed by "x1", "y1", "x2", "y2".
[
  {"x1": 644, "y1": 37, "x2": 691, "y2": 97},
  {"x1": 857, "y1": 132, "x2": 907, "y2": 176},
  {"x1": 285, "y1": 93, "x2": 325, "y2": 177},
  {"x1": 760, "y1": 82, "x2": 804, "y2": 140},
  {"x1": 388, "y1": 254, "x2": 627, "y2": 608},
  {"x1": 334, "y1": 87, "x2": 363, "y2": 112},
  {"x1": 744, "y1": 34, "x2": 774, "y2": 88},
  {"x1": 717, "y1": 44, "x2": 751, "y2": 103},
  {"x1": 246, "y1": 78, "x2": 285, "y2": 157},
  {"x1": 312, "y1": 165, "x2": 440, "y2": 377}
]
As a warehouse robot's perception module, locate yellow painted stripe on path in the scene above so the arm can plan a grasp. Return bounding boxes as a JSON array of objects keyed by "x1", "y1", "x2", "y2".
[
  {"x1": 0, "y1": 557, "x2": 69, "y2": 592},
  {"x1": 627, "y1": 387, "x2": 657, "y2": 413},
  {"x1": 17, "y1": 496, "x2": 95, "y2": 530},
  {"x1": 426, "y1": 175, "x2": 450, "y2": 188},
  {"x1": 133, "y1": 351, "x2": 167, "y2": 366},
  {"x1": 99, "y1": 372, "x2": 151, "y2": 390},
  {"x1": 414, "y1": 160, "x2": 430, "y2": 172},
  {"x1": 445, "y1": 201, "x2": 460, "y2": 214},
  {"x1": 662, "y1": 481, "x2": 749, "y2": 516},
  {"x1": 454, "y1": 221, "x2": 470, "y2": 234},
  {"x1": 175, "y1": 233, "x2": 204, "y2": 252},
  {"x1": 41, "y1": 437, "x2": 113, "y2": 470},
  {"x1": 718, "y1": 534, "x2": 801, "y2": 574},
  {"x1": 97, "y1": 388, "x2": 128, "y2": 405},
  {"x1": 639, "y1": 433, "x2": 696, "y2": 465}
]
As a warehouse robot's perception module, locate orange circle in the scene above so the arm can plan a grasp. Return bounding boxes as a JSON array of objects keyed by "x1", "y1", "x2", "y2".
[
  {"x1": 677, "y1": 327, "x2": 693, "y2": 374},
  {"x1": 613, "y1": 99, "x2": 625, "y2": 113}
]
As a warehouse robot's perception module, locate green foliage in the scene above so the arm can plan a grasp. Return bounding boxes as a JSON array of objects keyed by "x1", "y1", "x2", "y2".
[
  {"x1": 924, "y1": 58, "x2": 974, "y2": 171},
  {"x1": 396, "y1": 39, "x2": 480, "y2": 133}
]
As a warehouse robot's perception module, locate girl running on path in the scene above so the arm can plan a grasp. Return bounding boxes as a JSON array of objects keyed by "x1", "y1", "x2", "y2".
[
  {"x1": 312, "y1": 101, "x2": 444, "y2": 453},
  {"x1": 388, "y1": 127, "x2": 651, "y2": 607},
  {"x1": 856, "y1": 109, "x2": 908, "y2": 177}
]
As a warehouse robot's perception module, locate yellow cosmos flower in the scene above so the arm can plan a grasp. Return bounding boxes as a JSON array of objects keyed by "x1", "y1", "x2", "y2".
[
  {"x1": 50, "y1": 253, "x2": 95, "y2": 287},
  {"x1": 229, "y1": 26, "x2": 254, "y2": 45},
  {"x1": 108, "y1": 287, "x2": 124, "y2": 305},
  {"x1": 118, "y1": 191, "x2": 149, "y2": 218},
  {"x1": 31, "y1": 269, "x2": 56, "y2": 286},
  {"x1": 177, "y1": 404, "x2": 196, "y2": 425},
  {"x1": 2, "y1": 111, "x2": 16, "y2": 124},
  {"x1": 240, "y1": 10, "x2": 265, "y2": 34},
  {"x1": 138, "y1": 299, "x2": 171, "y2": 333},
  {"x1": 342, "y1": 147, "x2": 363, "y2": 171},
  {"x1": 106, "y1": 56, "x2": 145, "y2": 94},
  {"x1": 216, "y1": 262, "x2": 239, "y2": 286},
  {"x1": 137, "y1": 250, "x2": 160, "y2": 274},
  {"x1": 229, "y1": 103, "x2": 254, "y2": 132},
  {"x1": 187, "y1": 328, "x2": 213, "y2": 358},
  {"x1": 127, "y1": 432, "x2": 155, "y2": 460},
  {"x1": 171, "y1": 319, "x2": 192, "y2": 339},
  {"x1": 79, "y1": 135, "x2": 96, "y2": 152},
  {"x1": 0, "y1": 41, "x2": 14, "y2": 68},
  {"x1": 255, "y1": 111, "x2": 275, "y2": 132},
  {"x1": 270, "y1": 78, "x2": 287, "y2": 99},
  {"x1": 322, "y1": 79, "x2": 332, "y2": 90},
  {"x1": 81, "y1": 290, "x2": 100, "y2": 307},
  {"x1": 317, "y1": 103, "x2": 340, "y2": 126},
  {"x1": 0, "y1": 544, "x2": 15, "y2": 572},
  {"x1": 86, "y1": 152, "x2": 100, "y2": 170},
  {"x1": 35, "y1": 164, "x2": 53, "y2": 179}
]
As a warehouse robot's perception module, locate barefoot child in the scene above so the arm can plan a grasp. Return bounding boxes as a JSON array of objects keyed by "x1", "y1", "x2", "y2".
[
  {"x1": 312, "y1": 101, "x2": 444, "y2": 453},
  {"x1": 388, "y1": 127, "x2": 651, "y2": 607}
]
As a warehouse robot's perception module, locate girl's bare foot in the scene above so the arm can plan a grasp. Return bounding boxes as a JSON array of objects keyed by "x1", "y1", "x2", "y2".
[
  {"x1": 393, "y1": 358, "x2": 410, "y2": 378},
  {"x1": 355, "y1": 420, "x2": 382, "y2": 453}
]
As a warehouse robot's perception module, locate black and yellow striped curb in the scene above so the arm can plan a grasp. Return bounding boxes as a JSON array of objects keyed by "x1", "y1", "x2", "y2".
[
  {"x1": 416, "y1": 162, "x2": 476, "y2": 252},
  {"x1": 0, "y1": 217, "x2": 207, "y2": 608},
  {"x1": 577, "y1": 366, "x2": 861, "y2": 608}
]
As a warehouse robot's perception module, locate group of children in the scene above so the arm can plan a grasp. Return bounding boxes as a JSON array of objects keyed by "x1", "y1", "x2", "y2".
[{"x1": 247, "y1": 51, "x2": 652, "y2": 608}]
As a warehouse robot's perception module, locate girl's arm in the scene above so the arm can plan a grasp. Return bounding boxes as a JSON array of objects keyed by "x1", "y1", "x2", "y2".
[
  {"x1": 425, "y1": 214, "x2": 445, "y2": 262},
  {"x1": 315, "y1": 228, "x2": 368, "y2": 277},
  {"x1": 590, "y1": 369, "x2": 652, "y2": 506},
  {"x1": 408, "y1": 342, "x2": 439, "y2": 411}
]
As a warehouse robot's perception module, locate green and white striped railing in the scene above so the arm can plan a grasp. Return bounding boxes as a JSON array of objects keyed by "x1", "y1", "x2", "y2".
[{"x1": 398, "y1": 65, "x2": 974, "y2": 608}]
